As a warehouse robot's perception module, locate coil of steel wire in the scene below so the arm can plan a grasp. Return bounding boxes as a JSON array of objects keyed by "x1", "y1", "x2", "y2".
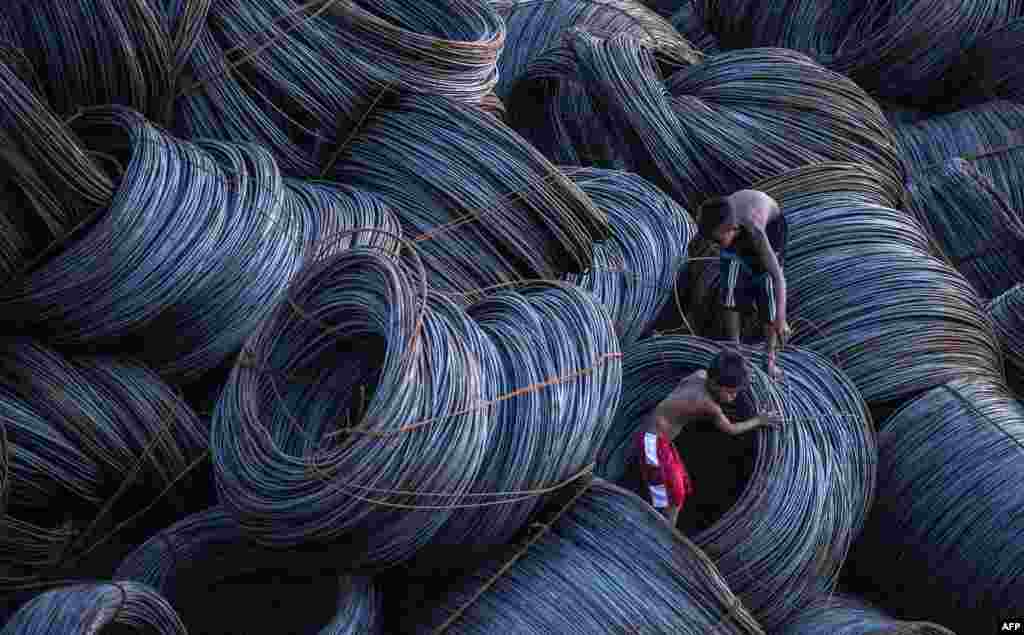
[
  {"x1": 0, "y1": 337, "x2": 209, "y2": 590},
  {"x1": 948, "y1": 17, "x2": 1024, "y2": 109},
  {"x1": 988, "y1": 284, "x2": 1024, "y2": 389},
  {"x1": 513, "y1": 34, "x2": 904, "y2": 211},
  {"x1": 115, "y1": 506, "x2": 381, "y2": 634},
  {"x1": 0, "y1": 57, "x2": 113, "y2": 257},
  {"x1": 214, "y1": 237, "x2": 624, "y2": 571},
  {"x1": 849, "y1": 378, "x2": 1024, "y2": 634},
  {"x1": 211, "y1": 241, "x2": 495, "y2": 566},
  {"x1": 595, "y1": 335, "x2": 875, "y2": 630},
  {"x1": 893, "y1": 100, "x2": 1024, "y2": 212},
  {"x1": 405, "y1": 479, "x2": 765, "y2": 634},
  {"x1": 775, "y1": 594, "x2": 956, "y2": 635},
  {"x1": 329, "y1": 92, "x2": 611, "y2": 295},
  {"x1": 169, "y1": 0, "x2": 505, "y2": 177},
  {"x1": 906, "y1": 158, "x2": 1024, "y2": 299},
  {"x1": 560, "y1": 167, "x2": 694, "y2": 347},
  {"x1": 506, "y1": 44, "x2": 630, "y2": 169},
  {"x1": 691, "y1": 0, "x2": 1020, "y2": 106},
  {"x1": 687, "y1": 162, "x2": 1003, "y2": 406},
  {"x1": 0, "y1": 581, "x2": 186, "y2": 634},
  {"x1": 663, "y1": 47, "x2": 906, "y2": 207},
  {"x1": 492, "y1": 0, "x2": 699, "y2": 100},
  {"x1": 688, "y1": 0, "x2": 858, "y2": 61},
  {"x1": 406, "y1": 278, "x2": 621, "y2": 578},
  {"x1": 0, "y1": 106, "x2": 396, "y2": 382},
  {"x1": 7, "y1": 0, "x2": 174, "y2": 121},
  {"x1": 826, "y1": 1, "x2": 1020, "y2": 107}
]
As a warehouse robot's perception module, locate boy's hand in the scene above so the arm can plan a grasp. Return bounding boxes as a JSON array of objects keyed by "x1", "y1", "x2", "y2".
[
  {"x1": 773, "y1": 319, "x2": 792, "y2": 346},
  {"x1": 762, "y1": 411, "x2": 784, "y2": 428}
]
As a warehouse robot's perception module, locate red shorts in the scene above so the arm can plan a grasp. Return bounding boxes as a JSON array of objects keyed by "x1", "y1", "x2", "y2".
[{"x1": 631, "y1": 430, "x2": 692, "y2": 509}]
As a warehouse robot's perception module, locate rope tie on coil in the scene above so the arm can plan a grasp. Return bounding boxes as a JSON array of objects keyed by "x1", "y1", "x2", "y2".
[
  {"x1": 320, "y1": 352, "x2": 623, "y2": 438},
  {"x1": 431, "y1": 473, "x2": 594, "y2": 634},
  {"x1": 305, "y1": 462, "x2": 595, "y2": 511}
]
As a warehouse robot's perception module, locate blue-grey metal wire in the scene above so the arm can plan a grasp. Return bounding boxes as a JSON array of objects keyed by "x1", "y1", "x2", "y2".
[
  {"x1": 329, "y1": 92, "x2": 612, "y2": 296},
  {"x1": 408, "y1": 479, "x2": 765, "y2": 634},
  {"x1": 988, "y1": 283, "x2": 1024, "y2": 383},
  {"x1": 947, "y1": 17, "x2": 1024, "y2": 109},
  {"x1": 906, "y1": 158, "x2": 1024, "y2": 299},
  {"x1": 168, "y1": 0, "x2": 505, "y2": 177},
  {"x1": 211, "y1": 242, "x2": 493, "y2": 567},
  {"x1": 7, "y1": 0, "x2": 174, "y2": 121},
  {"x1": 669, "y1": 1, "x2": 721, "y2": 54},
  {"x1": 492, "y1": 0, "x2": 699, "y2": 100},
  {"x1": 0, "y1": 336, "x2": 208, "y2": 590},
  {"x1": 561, "y1": 167, "x2": 694, "y2": 347},
  {"x1": 775, "y1": 593, "x2": 956, "y2": 635},
  {"x1": 851, "y1": 378, "x2": 1024, "y2": 634},
  {"x1": 742, "y1": 162, "x2": 1004, "y2": 405},
  {"x1": 596, "y1": 335, "x2": 875, "y2": 630},
  {"x1": 513, "y1": 34, "x2": 903, "y2": 212},
  {"x1": 115, "y1": 506, "x2": 381, "y2": 634},
  {"x1": 406, "y1": 279, "x2": 621, "y2": 578},
  {"x1": 893, "y1": 100, "x2": 1024, "y2": 214},
  {"x1": 0, "y1": 581, "x2": 186, "y2": 634},
  {"x1": 0, "y1": 106, "x2": 401, "y2": 383}
]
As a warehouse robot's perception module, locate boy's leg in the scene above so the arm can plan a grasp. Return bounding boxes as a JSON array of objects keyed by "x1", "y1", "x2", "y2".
[{"x1": 758, "y1": 275, "x2": 783, "y2": 379}]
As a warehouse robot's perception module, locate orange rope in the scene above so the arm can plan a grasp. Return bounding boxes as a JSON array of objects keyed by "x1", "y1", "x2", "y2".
[{"x1": 323, "y1": 352, "x2": 622, "y2": 438}]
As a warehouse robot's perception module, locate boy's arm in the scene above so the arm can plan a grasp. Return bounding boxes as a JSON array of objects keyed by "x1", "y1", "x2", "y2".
[{"x1": 748, "y1": 227, "x2": 787, "y2": 326}]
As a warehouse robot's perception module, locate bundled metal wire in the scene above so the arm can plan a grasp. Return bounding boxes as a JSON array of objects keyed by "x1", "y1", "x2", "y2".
[
  {"x1": 663, "y1": 47, "x2": 906, "y2": 206},
  {"x1": 516, "y1": 34, "x2": 904, "y2": 211},
  {"x1": 479, "y1": 91, "x2": 506, "y2": 122},
  {"x1": 689, "y1": 0, "x2": 859, "y2": 61},
  {"x1": 906, "y1": 158, "x2": 1024, "y2": 299},
  {"x1": 881, "y1": 102, "x2": 931, "y2": 128},
  {"x1": 115, "y1": 506, "x2": 381, "y2": 634},
  {"x1": 988, "y1": 284, "x2": 1024, "y2": 383},
  {"x1": 0, "y1": 337, "x2": 208, "y2": 590},
  {"x1": 826, "y1": 1, "x2": 1021, "y2": 107},
  {"x1": 0, "y1": 106, "x2": 395, "y2": 382},
  {"x1": 0, "y1": 338, "x2": 207, "y2": 492},
  {"x1": 7, "y1": 0, "x2": 174, "y2": 120},
  {"x1": 850, "y1": 378, "x2": 1024, "y2": 634},
  {"x1": 0, "y1": 58, "x2": 113, "y2": 283},
  {"x1": 213, "y1": 237, "x2": 623, "y2": 571},
  {"x1": 407, "y1": 479, "x2": 765, "y2": 634},
  {"x1": 506, "y1": 45, "x2": 630, "y2": 168},
  {"x1": 210, "y1": 241, "x2": 494, "y2": 565},
  {"x1": 596, "y1": 335, "x2": 875, "y2": 630},
  {"x1": 170, "y1": 0, "x2": 505, "y2": 177},
  {"x1": 0, "y1": 581, "x2": 186, "y2": 634},
  {"x1": 669, "y1": 1, "x2": 720, "y2": 54},
  {"x1": 718, "y1": 162, "x2": 1004, "y2": 405},
  {"x1": 560, "y1": 167, "x2": 694, "y2": 347},
  {"x1": 893, "y1": 100, "x2": 1024, "y2": 212},
  {"x1": 692, "y1": 0, "x2": 1021, "y2": 106},
  {"x1": 491, "y1": 0, "x2": 700, "y2": 100},
  {"x1": 411, "y1": 279, "x2": 621, "y2": 577},
  {"x1": 330, "y1": 93, "x2": 611, "y2": 295},
  {"x1": 948, "y1": 17, "x2": 1024, "y2": 108},
  {"x1": 775, "y1": 594, "x2": 956, "y2": 635}
]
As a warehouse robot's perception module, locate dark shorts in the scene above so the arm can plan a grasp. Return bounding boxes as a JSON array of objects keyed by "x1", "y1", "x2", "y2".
[{"x1": 720, "y1": 217, "x2": 787, "y2": 323}]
